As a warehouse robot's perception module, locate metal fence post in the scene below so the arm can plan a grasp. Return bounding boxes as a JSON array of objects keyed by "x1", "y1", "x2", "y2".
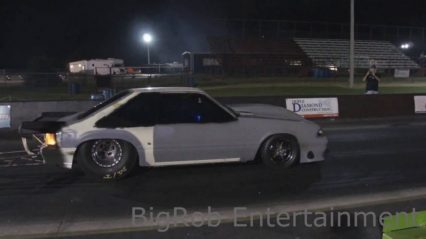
[{"x1": 349, "y1": 0, "x2": 355, "y2": 88}]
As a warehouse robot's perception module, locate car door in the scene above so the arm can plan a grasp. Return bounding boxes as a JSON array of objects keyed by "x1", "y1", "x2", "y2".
[{"x1": 153, "y1": 93, "x2": 246, "y2": 165}]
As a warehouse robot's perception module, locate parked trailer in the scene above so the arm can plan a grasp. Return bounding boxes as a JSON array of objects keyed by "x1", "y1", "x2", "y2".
[{"x1": 69, "y1": 58, "x2": 126, "y2": 75}]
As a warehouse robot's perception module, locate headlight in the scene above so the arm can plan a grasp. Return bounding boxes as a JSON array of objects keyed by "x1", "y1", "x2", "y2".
[
  {"x1": 56, "y1": 131, "x2": 62, "y2": 145},
  {"x1": 317, "y1": 129, "x2": 325, "y2": 137},
  {"x1": 56, "y1": 129, "x2": 77, "y2": 147},
  {"x1": 44, "y1": 133, "x2": 57, "y2": 146}
]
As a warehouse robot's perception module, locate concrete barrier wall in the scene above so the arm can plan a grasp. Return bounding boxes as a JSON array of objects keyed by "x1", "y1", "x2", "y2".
[
  {"x1": 0, "y1": 101, "x2": 96, "y2": 128},
  {"x1": 220, "y1": 94, "x2": 425, "y2": 118},
  {"x1": 0, "y1": 94, "x2": 425, "y2": 129}
]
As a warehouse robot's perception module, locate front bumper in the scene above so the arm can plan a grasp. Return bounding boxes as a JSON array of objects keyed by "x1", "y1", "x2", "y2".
[
  {"x1": 19, "y1": 117, "x2": 76, "y2": 169},
  {"x1": 20, "y1": 133, "x2": 75, "y2": 169}
]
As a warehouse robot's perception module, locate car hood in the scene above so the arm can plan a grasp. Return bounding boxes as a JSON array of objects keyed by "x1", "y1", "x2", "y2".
[{"x1": 228, "y1": 104, "x2": 304, "y2": 121}]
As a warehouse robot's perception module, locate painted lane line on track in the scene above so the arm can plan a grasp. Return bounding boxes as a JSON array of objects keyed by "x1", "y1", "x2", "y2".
[
  {"x1": 0, "y1": 162, "x2": 44, "y2": 168},
  {"x1": 331, "y1": 148, "x2": 426, "y2": 158},
  {"x1": 3, "y1": 186, "x2": 426, "y2": 239},
  {"x1": 0, "y1": 150, "x2": 27, "y2": 155},
  {"x1": 322, "y1": 121, "x2": 426, "y2": 131},
  {"x1": 0, "y1": 153, "x2": 43, "y2": 168},
  {"x1": 0, "y1": 156, "x2": 26, "y2": 160}
]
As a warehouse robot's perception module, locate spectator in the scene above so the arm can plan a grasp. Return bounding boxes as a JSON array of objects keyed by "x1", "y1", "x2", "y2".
[
  {"x1": 418, "y1": 52, "x2": 426, "y2": 68},
  {"x1": 362, "y1": 65, "x2": 380, "y2": 95}
]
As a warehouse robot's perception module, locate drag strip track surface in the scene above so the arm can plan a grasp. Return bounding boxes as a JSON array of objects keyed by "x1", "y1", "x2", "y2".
[
  {"x1": 0, "y1": 121, "x2": 426, "y2": 236},
  {"x1": 0, "y1": 151, "x2": 42, "y2": 168}
]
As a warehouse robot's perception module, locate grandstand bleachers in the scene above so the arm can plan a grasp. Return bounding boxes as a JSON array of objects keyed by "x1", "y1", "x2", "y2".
[
  {"x1": 208, "y1": 37, "x2": 306, "y2": 57},
  {"x1": 197, "y1": 38, "x2": 311, "y2": 75},
  {"x1": 294, "y1": 38, "x2": 419, "y2": 69}
]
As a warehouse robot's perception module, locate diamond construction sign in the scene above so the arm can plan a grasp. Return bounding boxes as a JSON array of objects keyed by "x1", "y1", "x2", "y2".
[{"x1": 286, "y1": 98, "x2": 339, "y2": 118}]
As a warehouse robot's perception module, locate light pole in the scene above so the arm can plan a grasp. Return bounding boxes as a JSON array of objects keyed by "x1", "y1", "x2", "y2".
[
  {"x1": 349, "y1": 0, "x2": 355, "y2": 88},
  {"x1": 142, "y1": 33, "x2": 153, "y2": 65}
]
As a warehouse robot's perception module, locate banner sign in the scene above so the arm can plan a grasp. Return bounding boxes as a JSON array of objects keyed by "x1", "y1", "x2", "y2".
[
  {"x1": 414, "y1": 96, "x2": 426, "y2": 114},
  {"x1": 394, "y1": 69, "x2": 410, "y2": 78},
  {"x1": 0, "y1": 105, "x2": 11, "y2": 128},
  {"x1": 286, "y1": 98, "x2": 339, "y2": 118}
]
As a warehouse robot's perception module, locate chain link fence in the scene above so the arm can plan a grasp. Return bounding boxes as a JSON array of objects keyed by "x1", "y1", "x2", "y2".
[
  {"x1": 1, "y1": 62, "x2": 426, "y2": 101},
  {"x1": 0, "y1": 66, "x2": 191, "y2": 101}
]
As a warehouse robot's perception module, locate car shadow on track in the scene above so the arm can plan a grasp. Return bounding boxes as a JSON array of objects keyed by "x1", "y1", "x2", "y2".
[{"x1": 104, "y1": 162, "x2": 323, "y2": 208}]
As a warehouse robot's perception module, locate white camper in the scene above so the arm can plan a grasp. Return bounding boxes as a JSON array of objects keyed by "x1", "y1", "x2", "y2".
[{"x1": 69, "y1": 58, "x2": 126, "y2": 75}]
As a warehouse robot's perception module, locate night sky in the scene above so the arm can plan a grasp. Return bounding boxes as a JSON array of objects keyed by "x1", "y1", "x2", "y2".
[{"x1": 1, "y1": 0, "x2": 426, "y2": 69}]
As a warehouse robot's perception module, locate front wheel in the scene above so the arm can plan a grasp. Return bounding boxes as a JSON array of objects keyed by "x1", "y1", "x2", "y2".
[
  {"x1": 77, "y1": 139, "x2": 138, "y2": 180},
  {"x1": 260, "y1": 134, "x2": 300, "y2": 168}
]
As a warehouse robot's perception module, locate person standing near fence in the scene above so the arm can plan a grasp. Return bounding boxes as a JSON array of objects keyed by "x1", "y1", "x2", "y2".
[{"x1": 363, "y1": 65, "x2": 381, "y2": 94}]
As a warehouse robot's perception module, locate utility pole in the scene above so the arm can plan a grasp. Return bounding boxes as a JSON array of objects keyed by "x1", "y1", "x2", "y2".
[
  {"x1": 147, "y1": 45, "x2": 151, "y2": 65},
  {"x1": 349, "y1": 0, "x2": 355, "y2": 88},
  {"x1": 142, "y1": 33, "x2": 153, "y2": 65}
]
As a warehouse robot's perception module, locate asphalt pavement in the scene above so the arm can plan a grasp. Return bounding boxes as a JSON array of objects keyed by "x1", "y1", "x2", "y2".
[{"x1": 0, "y1": 116, "x2": 426, "y2": 238}]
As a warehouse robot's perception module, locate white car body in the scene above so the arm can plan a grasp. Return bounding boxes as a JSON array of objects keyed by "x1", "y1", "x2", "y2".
[{"x1": 21, "y1": 87, "x2": 328, "y2": 171}]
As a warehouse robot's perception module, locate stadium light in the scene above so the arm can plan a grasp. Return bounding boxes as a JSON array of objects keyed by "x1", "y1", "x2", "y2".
[
  {"x1": 142, "y1": 33, "x2": 153, "y2": 64},
  {"x1": 400, "y1": 43, "x2": 412, "y2": 50},
  {"x1": 143, "y1": 33, "x2": 152, "y2": 44}
]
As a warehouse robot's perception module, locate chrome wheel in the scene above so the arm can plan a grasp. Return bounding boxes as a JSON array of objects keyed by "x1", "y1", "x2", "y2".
[
  {"x1": 90, "y1": 139, "x2": 123, "y2": 168},
  {"x1": 266, "y1": 137, "x2": 297, "y2": 164}
]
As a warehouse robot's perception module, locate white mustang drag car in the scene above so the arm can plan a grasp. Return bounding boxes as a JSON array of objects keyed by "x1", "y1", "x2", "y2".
[{"x1": 20, "y1": 87, "x2": 327, "y2": 180}]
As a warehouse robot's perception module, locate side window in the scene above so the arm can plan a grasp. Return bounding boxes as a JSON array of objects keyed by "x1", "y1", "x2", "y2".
[
  {"x1": 96, "y1": 93, "x2": 159, "y2": 128},
  {"x1": 158, "y1": 93, "x2": 234, "y2": 124},
  {"x1": 198, "y1": 95, "x2": 235, "y2": 123},
  {"x1": 157, "y1": 94, "x2": 196, "y2": 124}
]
